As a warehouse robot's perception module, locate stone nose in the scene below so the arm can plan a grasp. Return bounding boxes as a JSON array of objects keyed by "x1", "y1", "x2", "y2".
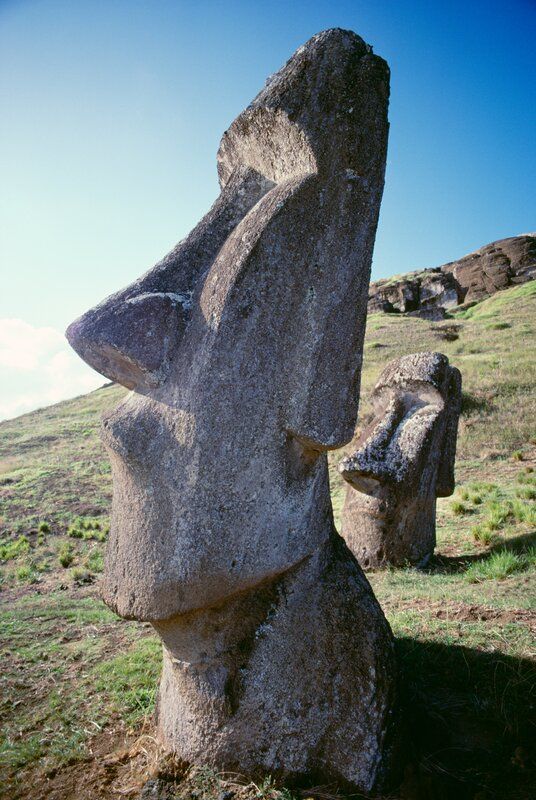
[
  {"x1": 338, "y1": 440, "x2": 387, "y2": 493},
  {"x1": 338, "y1": 399, "x2": 408, "y2": 490},
  {"x1": 66, "y1": 290, "x2": 191, "y2": 392}
]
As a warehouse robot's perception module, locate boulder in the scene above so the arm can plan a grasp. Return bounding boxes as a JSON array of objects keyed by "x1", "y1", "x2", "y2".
[{"x1": 441, "y1": 233, "x2": 536, "y2": 303}]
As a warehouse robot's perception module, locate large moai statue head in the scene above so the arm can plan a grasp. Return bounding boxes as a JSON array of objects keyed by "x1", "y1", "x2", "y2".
[
  {"x1": 67, "y1": 29, "x2": 396, "y2": 793},
  {"x1": 339, "y1": 352, "x2": 462, "y2": 569}
]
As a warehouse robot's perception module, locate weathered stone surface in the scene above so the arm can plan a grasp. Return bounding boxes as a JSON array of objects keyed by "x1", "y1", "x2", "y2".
[
  {"x1": 442, "y1": 233, "x2": 536, "y2": 302},
  {"x1": 67, "y1": 29, "x2": 396, "y2": 793},
  {"x1": 367, "y1": 233, "x2": 536, "y2": 315},
  {"x1": 367, "y1": 270, "x2": 458, "y2": 315},
  {"x1": 339, "y1": 352, "x2": 461, "y2": 568},
  {"x1": 407, "y1": 306, "x2": 447, "y2": 321}
]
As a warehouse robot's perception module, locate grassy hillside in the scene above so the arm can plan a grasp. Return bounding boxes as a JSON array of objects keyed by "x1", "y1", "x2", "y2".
[{"x1": 0, "y1": 281, "x2": 535, "y2": 799}]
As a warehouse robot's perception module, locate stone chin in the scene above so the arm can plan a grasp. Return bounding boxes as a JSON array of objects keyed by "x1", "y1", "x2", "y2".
[
  {"x1": 100, "y1": 575, "x2": 185, "y2": 623},
  {"x1": 340, "y1": 472, "x2": 397, "y2": 516},
  {"x1": 100, "y1": 556, "x2": 249, "y2": 622},
  {"x1": 100, "y1": 548, "x2": 310, "y2": 623},
  {"x1": 99, "y1": 487, "x2": 328, "y2": 622}
]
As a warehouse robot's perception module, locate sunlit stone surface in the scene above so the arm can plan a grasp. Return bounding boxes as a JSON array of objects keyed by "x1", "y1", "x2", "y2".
[{"x1": 67, "y1": 28, "x2": 396, "y2": 793}]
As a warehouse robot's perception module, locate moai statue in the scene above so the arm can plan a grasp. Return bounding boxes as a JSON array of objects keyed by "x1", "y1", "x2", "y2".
[
  {"x1": 339, "y1": 352, "x2": 462, "y2": 569},
  {"x1": 67, "y1": 29, "x2": 396, "y2": 793}
]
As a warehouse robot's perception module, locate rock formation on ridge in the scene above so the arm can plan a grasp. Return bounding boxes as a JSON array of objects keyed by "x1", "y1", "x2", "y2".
[{"x1": 368, "y1": 233, "x2": 536, "y2": 316}]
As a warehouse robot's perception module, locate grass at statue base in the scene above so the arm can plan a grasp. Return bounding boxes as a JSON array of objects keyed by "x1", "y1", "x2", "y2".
[{"x1": 0, "y1": 281, "x2": 535, "y2": 799}]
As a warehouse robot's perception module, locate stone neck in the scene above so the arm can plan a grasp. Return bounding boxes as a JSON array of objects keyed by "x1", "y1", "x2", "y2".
[{"x1": 152, "y1": 540, "x2": 335, "y2": 745}]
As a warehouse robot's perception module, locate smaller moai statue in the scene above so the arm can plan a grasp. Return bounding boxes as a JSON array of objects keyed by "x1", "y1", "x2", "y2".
[{"x1": 339, "y1": 352, "x2": 461, "y2": 568}]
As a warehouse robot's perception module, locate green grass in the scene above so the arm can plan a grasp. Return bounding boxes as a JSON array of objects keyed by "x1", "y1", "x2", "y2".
[
  {"x1": 94, "y1": 637, "x2": 162, "y2": 727},
  {"x1": 465, "y1": 548, "x2": 535, "y2": 583},
  {"x1": 450, "y1": 499, "x2": 468, "y2": 515},
  {"x1": 15, "y1": 564, "x2": 38, "y2": 584},
  {"x1": 70, "y1": 566, "x2": 93, "y2": 584},
  {"x1": 471, "y1": 523, "x2": 496, "y2": 545},
  {"x1": 0, "y1": 594, "x2": 160, "y2": 786},
  {"x1": 484, "y1": 320, "x2": 511, "y2": 330},
  {"x1": 57, "y1": 541, "x2": 74, "y2": 568},
  {"x1": 85, "y1": 546, "x2": 104, "y2": 573},
  {"x1": 0, "y1": 382, "x2": 121, "y2": 532},
  {"x1": 457, "y1": 280, "x2": 536, "y2": 317},
  {"x1": 0, "y1": 534, "x2": 30, "y2": 561}
]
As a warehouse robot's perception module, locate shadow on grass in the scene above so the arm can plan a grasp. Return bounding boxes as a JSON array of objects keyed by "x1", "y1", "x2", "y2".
[
  {"x1": 430, "y1": 530, "x2": 536, "y2": 574},
  {"x1": 395, "y1": 636, "x2": 536, "y2": 800}
]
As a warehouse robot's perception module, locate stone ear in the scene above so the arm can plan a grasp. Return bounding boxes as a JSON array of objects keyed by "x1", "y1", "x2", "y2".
[
  {"x1": 436, "y1": 366, "x2": 462, "y2": 497},
  {"x1": 66, "y1": 291, "x2": 190, "y2": 392}
]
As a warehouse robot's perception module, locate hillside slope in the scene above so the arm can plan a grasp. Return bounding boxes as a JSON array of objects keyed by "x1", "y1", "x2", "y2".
[{"x1": 0, "y1": 281, "x2": 535, "y2": 800}]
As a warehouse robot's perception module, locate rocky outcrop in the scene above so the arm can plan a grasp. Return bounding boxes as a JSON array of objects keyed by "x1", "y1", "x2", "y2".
[{"x1": 368, "y1": 234, "x2": 536, "y2": 315}]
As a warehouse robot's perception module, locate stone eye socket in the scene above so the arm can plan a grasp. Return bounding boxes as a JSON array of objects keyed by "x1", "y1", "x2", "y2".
[{"x1": 375, "y1": 387, "x2": 443, "y2": 430}]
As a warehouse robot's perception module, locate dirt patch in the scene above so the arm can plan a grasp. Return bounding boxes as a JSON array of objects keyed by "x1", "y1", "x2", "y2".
[
  {"x1": 3, "y1": 723, "x2": 154, "y2": 800},
  {"x1": 384, "y1": 598, "x2": 536, "y2": 631},
  {"x1": 457, "y1": 446, "x2": 536, "y2": 485},
  {"x1": 432, "y1": 602, "x2": 536, "y2": 629},
  {"x1": 0, "y1": 567, "x2": 104, "y2": 605},
  {"x1": 432, "y1": 323, "x2": 462, "y2": 342}
]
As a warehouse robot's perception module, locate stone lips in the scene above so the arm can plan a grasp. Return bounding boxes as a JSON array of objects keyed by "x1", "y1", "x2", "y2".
[
  {"x1": 339, "y1": 352, "x2": 462, "y2": 568},
  {"x1": 368, "y1": 233, "x2": 536, "y2": 316},
  {"x1": 66, "y1": 29, "x2": 397, "y2": 793}
]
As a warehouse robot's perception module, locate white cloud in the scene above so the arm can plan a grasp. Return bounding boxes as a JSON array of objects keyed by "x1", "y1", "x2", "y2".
[{"x1": 0, "y1": 318, "x2": 105, "y2": 421}]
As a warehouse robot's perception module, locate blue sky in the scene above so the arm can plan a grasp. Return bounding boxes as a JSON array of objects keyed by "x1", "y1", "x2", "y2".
[{"x1": 0, "y1": 0, "x2": 535, "y2": 418}]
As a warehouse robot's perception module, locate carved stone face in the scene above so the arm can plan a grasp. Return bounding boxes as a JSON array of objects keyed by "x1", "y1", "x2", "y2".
[
  {"x1": 66, "y1": 29, "x2": 390, "y2": 621},
  {"x1": 339, "y1": 352, "x2": 461, "y2": 567}
]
